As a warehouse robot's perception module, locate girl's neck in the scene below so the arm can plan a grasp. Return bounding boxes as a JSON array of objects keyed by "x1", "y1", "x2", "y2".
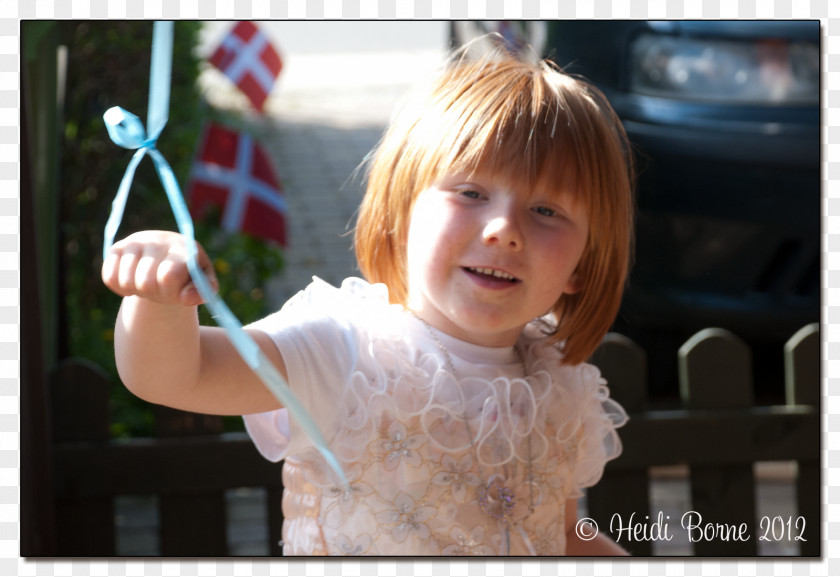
[
  {"x1": 406, "y1": 308, "x2": 523, "y2": 367},
  {"x1": 403, "y1": 302, "x2": 525, "y2": 349}
]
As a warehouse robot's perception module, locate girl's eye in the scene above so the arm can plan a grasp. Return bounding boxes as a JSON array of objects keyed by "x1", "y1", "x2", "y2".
[
  {"x1": 459, "y1": 189, "x2": 482, "y2": 199},
  {"x1": 534, "y1": 206, "x2": 557, "y2": 218}
]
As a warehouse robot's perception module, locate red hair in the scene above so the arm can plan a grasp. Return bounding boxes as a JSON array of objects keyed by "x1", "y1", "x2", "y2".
[{"x1": 355, "y1": 45, "x2": 635, "y2": 365}]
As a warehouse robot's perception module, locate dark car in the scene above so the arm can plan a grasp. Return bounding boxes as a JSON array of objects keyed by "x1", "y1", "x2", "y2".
[{"x1": 455, "y1": 21, "x2": 821, "y2": 399}]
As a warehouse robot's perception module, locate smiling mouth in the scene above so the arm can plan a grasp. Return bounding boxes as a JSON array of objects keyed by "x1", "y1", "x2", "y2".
[{"x1": 464, "y1": 267, "x2": 520, "y2": 283}]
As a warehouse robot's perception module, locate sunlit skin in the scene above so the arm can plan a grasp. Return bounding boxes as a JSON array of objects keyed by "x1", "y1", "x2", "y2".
[{"x1": 406, "y1": 172, "x2": 589, "y2": 348}]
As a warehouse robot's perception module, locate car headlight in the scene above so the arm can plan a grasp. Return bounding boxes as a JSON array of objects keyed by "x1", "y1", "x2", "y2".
[{"x1": 630, "y1": 33, "x2": 819, "y2": 104}]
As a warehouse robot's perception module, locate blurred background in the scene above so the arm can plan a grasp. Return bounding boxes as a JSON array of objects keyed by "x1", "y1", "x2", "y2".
[{"x1": 21, "y1": 20, "x2": 819, "y2": 557}]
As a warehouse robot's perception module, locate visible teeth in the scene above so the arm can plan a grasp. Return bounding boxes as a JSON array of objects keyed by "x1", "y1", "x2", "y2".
[{"x1": 469, "y1": 267, "x2": 515, "y2": 281}]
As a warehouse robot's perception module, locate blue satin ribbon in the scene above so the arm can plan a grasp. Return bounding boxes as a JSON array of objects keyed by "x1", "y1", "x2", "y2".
[{"x1": 102, "y1": 21, "x2": 348, "y2": 488}]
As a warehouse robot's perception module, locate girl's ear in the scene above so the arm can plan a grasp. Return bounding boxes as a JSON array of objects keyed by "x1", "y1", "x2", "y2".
[{"x1": 564, "y1": 272, "x2": 585, "y2": 295}]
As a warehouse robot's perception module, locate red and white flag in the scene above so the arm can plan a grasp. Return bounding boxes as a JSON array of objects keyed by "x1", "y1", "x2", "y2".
[
  {"x1": 188, "y1": 122, "x2": 288, "y2": 246},
  {"x1": 208, "y1": 21, "x2": 283, "y2": 111}
]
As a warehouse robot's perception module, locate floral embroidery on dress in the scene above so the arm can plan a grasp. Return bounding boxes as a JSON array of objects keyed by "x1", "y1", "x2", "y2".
[
  {"x1": 376, "y1": 493, "x2": 437, "y2": 543},
  {"x1": 326, "y1": 479, "x2": 374, "y2": 515},
  {"x1": 441, "y1": 526, "x2": 492, "y2": 555},
  {"x1": 375, "y1": 420, "x2": 425, "y2": 471},
  {"x1": 431, "y1": 454, "x2": 481, "y2": 503},
  {"x1": 527, "y1": 455, "x2": 563, "y2": 507},
  {"x1": 243, "y1": 278, "x2": 628, "y2": 555},
  {"x1": 331, "y1": 533, "x2": 374, "y2": 555},
  {"x1": 532, "y1": 519, "x2": 562, "y2": 555}
]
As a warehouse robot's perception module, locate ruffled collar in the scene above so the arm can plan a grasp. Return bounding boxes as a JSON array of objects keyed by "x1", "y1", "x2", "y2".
[{"x1": 317, "y1": 276, "x2": 565, "y2": 370}]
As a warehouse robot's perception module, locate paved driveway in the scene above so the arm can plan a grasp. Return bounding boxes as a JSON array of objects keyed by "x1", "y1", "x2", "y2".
[{"x1": 199, "y1": 21, "x2": 447, "y2": 308}]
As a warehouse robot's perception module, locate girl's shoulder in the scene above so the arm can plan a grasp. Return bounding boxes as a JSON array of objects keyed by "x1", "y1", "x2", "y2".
[
  {"x1": 519, "y1": 316, "x2": 626, "y2": 424},
  {"x1": 247, "y1": 277, "x2": 406, "y2": 384},
  {"x1": 517, "y1": 318, "x2": 627, "y2": 492},
  {"x1": 282, "y1": 276, "x2": 395, "y2": 313},
  {"x1": 519, "y1": 315, "x2": 592, "y2": 379},
  {"x1": 258, "y1": 276, "x2": 404, "y2": 335}
]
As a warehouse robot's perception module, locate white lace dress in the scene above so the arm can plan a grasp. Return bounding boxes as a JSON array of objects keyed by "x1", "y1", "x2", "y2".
[{"x1": 244, "y1": 277, "x2": 626, "y2": 556}]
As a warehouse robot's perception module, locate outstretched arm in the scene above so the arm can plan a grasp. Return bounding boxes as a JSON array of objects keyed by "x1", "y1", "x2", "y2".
[{"x1": 102, "y1": 230, "x2": 284, "y2": 416}]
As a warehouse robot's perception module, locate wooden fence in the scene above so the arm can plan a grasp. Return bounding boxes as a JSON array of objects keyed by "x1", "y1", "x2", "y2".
[
  {"x1": 49, "y1": 360, "x2": 285, "y2": 556},
  {"x1": 588, "y1": 323, "x2": 820, "y2": 556},
  {"x1": 44, "y1": 324, "x2": 820, "y2": 557}
]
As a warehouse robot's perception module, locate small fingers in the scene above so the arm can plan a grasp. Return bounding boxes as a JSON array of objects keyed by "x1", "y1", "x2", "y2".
[
  {"x1": 134, "y1": 251, "x2": 164, "y2": 296},
  {"x1": 156, "y1": 255, "x2": 201, "y2": 306},
  {"x1": 101, "y1": 249, "x2": 122, "y2": 294},
  {"x1": 101, "y1": 231, "x2": 219, "y2": 306},
  {"x1": 115, "y1": 244, "x2": 142, "y2": 297},
  {"x1": 182, "y1": 243, "x2": 220, "y2": 305},
  {"x1": 177, "y1": 265, "x2": 220, "y2": 307}
]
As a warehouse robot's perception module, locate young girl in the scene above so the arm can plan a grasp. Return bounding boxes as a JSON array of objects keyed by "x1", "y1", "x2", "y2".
[{"x1": 102, "y1": 45, "x2": 634, "y2": 556}]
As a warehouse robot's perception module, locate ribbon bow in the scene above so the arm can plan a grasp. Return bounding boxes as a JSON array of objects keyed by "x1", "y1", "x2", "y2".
[{"x1": 102, "y1": 21, "x2": 348, "y2": 488}]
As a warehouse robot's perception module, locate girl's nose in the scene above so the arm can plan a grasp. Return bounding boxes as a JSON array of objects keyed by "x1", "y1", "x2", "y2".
[{"x1": 482, "y1": 206, "x2": 523, "y2": 250}]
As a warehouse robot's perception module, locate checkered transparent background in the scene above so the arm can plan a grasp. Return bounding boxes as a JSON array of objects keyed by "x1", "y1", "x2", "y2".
[{"x1": 5, "y1": 0, "x2": 839, "y2": 575}]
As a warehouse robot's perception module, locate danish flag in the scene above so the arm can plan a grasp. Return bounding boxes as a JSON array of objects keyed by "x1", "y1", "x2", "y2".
[
  {"x1": 188, "y1": 122, "x2": 288, "y2": 246},
  {"x1": 208, "y1": 21, "x2": 283, "y2": 111}
]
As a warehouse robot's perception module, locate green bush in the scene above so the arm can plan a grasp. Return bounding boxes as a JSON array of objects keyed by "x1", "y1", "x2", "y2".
[{"x1": 60, "y1": 21, "x2": 284, "y2": 438}]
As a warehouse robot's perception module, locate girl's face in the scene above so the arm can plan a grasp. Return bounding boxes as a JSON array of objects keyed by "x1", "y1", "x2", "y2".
[{"x1": 405, "y1": 171, "x2": 589, "y2": 348}]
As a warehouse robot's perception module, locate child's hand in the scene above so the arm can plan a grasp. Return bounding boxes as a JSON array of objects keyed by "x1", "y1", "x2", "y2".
[{"x1": 101, "y1": 230, "x2": 218, "y2": 307}]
